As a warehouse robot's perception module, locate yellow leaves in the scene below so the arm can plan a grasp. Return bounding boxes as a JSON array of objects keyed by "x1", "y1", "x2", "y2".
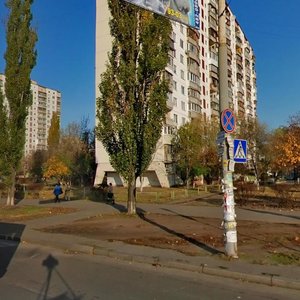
[
  {"x1": 273, "y1": 127, "x2": 300, "y2": 168},
  {"x1": 43, "y1": 156, "x2": 70, "y2": 180}
]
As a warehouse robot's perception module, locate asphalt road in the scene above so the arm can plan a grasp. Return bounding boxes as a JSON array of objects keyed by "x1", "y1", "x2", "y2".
[{"x1": 1, "y1": 241, "x2": 299, "y2": 300}]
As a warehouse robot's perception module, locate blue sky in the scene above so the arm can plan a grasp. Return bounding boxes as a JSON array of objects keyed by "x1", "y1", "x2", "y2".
[
  {"x1": 230, "y1": 0, "x2": 300, "y2": 129},
  {"x1": 0, "y1": 0, "x2": 299, "y2": 129},
  {"x1": 0, "y1": 0, "x2": 96, "y2": 128}
]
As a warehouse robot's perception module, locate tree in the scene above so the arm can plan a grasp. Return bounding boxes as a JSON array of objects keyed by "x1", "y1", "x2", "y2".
[
  {"x1": 96, "y1": 0, "x2": 172, "y2": 214},
  {"x1": 172, "y1": 117, "x2": 219, "y2": 186},
  {"x1": 272, "y1": 124, "x2": 300, "y2": 171},
  {"x1": 0, "y1": 0, "x2": 37, "y2": 205},
  {"x1": 59, "y1": 120, "x2": 94, "y2": 186},
  {"x1": 172, "y1": 121, "x2": 201, "y2": 187},
  {"x1": 236, "y1": 118, "x2": 271, "y2": 185},
  {"x1": 28, "y1": 149, "x2": 48, "y2": 181},
  {"x1": 43, "y1": 156, "x2": 70, "y2": 182},
  {"x1": 47, "y1": 111, "x2": 60, "y2": 155}
]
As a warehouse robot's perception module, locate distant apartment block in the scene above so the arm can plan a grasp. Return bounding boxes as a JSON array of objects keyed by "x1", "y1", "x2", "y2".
[
  {"x1": 95, "y1": 0, "x2": 257, "y2": 187},
  {"x1": 0, "y1": 74, "x2": 61, "y2": 156}
]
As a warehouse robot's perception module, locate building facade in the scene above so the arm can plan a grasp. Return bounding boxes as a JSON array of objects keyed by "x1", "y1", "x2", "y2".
[
  {"x1": 0, "y1": 74, "x2": 61, "y2": 156},
  {"x1": 95, "y1": 0, "x2": 257, "y2": 187}
]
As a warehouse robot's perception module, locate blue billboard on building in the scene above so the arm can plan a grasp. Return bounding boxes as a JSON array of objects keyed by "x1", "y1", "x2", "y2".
[{"x1": 125, "y1": 0, "x2": 200, "y2": 29}]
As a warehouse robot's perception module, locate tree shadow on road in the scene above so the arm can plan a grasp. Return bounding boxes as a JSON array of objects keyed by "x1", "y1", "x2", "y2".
[
  {"x1": 137, "y1": 210, "x2": 223, "y2": 255},
  {"x1": 240, "y1": 207, "x2": 300, "y2": 221}
]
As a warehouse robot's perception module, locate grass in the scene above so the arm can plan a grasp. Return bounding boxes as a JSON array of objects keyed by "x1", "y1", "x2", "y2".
[
  {"x1": 268, "y1": 252, "x2": 300, "y2": 266},
  {"x1": 0, "y1": 205, "x2": 76, "y2": 221}
]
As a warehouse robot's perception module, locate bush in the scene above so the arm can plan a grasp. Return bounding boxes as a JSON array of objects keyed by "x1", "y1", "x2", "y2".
[
  {"x1": 235, "y1": 183, "x2": 257, "y2": 206},
  {"x1": 271, "y1": 184, "x2": 296, "y2": 208}
]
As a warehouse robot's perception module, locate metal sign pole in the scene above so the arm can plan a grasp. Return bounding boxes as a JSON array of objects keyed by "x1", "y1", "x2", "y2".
[{"x1": 218, "y1": 0, "x2": 238, "y2": 258}]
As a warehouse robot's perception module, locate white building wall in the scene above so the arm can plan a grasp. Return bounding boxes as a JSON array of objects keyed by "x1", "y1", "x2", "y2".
[{"x1": 94, "y1": 0, "x2": 257, "y2": 187}]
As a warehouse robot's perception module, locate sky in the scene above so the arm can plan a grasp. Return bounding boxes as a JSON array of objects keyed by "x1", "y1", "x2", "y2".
[
  {"x1": 0, "y1": 0, "x2": 96, "y2": 129},
  {"x1": 0, "y1": 0, "x2": 300, "y2": 130}
]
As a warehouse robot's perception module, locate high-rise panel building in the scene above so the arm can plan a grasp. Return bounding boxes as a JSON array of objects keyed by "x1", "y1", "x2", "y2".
[
  {"x1": 0, "y1": 74, "x2": 61, "y2": 156},
  {"x1": 95, "y1": 0, "x2": 257, "y2": 187}
]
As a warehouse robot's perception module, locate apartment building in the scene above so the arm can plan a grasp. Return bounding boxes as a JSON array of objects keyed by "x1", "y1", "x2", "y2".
[
  {"x1": 0, "y1": 74, "x2": 61, "y2": 156},
  {"x1": 94, "y1": 0, "x2": 257, "y2": 187}
]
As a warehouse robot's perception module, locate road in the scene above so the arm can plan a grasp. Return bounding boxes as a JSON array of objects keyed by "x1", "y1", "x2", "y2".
[{"x1": 0, "y1": 240, "x2": 299, "y2": 300}]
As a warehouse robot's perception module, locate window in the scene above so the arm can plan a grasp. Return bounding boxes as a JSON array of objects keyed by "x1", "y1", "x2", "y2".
[
  {"x1": 180, "y1": 24, "x2": 184, "y2": 33},
  {"x1": 173, "y1": 64, "x2": 177, "y2": 74},
  {"x1": 188, "y1": 88, "x2": 201, "y2": 99},
  {"x1": 173, "y1": 81, "x2": 177, "y2": 91},
  {"x1": 180, "y1": 39, "x2": 184, "y2": 49},
  {"x1": 182, "y1": 117, "x2": 186, "y2": 125},
  {"x1": 181, "y1": 86, "x2": 185, "y2": 95},
  {"x1": 180, "y1": 70, "x2": 184, "y2": 79},
  {"x1": 173, "y1": 97, "x2": 177, "y2": 106},
  {"x1": 188, "y1": 72, "x2": 200, "y2": 85},
  {"x1": 181, "y1": 101, "x2": 186, "y2": 111},
  {"x1": 180, "y1": 54, "x2": 184, "y2": 64},
  {"x1": 173, "y1": 114, "x2": 178, "y2": 124}
]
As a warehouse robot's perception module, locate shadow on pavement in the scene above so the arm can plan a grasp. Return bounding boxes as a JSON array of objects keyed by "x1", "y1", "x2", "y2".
[
  {"x1": 137, "y1": 210, "x2": 223, "y2": 255},
  {"x1": 109, "y1": 202, "x2": 127, "y2": 213},
  {"x1": 240, "y1": 207, "x2": 300, "y2": 221},
  {"x1": 0, "y1": 222, "x2": 25, "y2": 278},
  {"x1": 37, "y1": 254, "x2": 83, "y2": 300}
]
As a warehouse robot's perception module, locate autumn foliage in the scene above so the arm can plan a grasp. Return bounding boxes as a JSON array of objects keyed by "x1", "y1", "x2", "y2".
[
  {"x1": 273, "y1": 126, "x2": 300, "y2": 169},
  {"x1": 43, "y1": 156, "x2": 70, "y2": 180}
]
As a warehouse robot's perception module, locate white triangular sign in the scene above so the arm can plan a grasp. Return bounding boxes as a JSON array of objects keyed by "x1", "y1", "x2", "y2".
[{"x1": 234, "y1": 141, "x2": 246, "y2": 159}]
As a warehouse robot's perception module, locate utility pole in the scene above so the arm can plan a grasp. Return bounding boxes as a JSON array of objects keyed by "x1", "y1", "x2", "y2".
[{"x1": 218, "y1": 0, "x2": 238, "y2": 258}]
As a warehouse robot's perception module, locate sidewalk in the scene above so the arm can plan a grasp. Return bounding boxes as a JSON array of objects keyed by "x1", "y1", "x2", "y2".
[{"x1": 1, "y1": 198, "x2": 300, "y2": 290}]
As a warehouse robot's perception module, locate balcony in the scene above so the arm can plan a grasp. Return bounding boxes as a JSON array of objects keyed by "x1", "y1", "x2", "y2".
[
  {"x1": 166, "y1": 95, "x2": 174, "y2": 111},
  {"x1": 210, "y1": 82, "x2": 218, "y2": 93},
  {"x1": 189, "y1": 110, "x2": 201, "y2": 119},
  {"x1": 209, "y1": 16, "x2": 217, "y2": 31},
  {"x1": 210, "y1": 0, "x2": 218, "y2": 9},
  {"x1": 186, "y1": 50, "x2": 200, "y2": 65}
]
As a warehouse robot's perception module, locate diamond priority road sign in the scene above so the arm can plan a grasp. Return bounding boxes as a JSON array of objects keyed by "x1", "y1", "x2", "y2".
[{"x1": 233, "y1": 139, "x2": 247, "y2": 163}]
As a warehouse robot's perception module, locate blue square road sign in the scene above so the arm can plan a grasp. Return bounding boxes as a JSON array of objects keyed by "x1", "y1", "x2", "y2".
[{"x1": 233, "y1": 139, "x2": 247, "y2": 163}]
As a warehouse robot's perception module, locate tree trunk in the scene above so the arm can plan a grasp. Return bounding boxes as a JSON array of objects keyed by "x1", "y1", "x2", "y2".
[
  {"x1": 6, "y1": 170, "x2": 16, "y2": 206},
  {"x1": 139, "y1": 176, "x2": 144, "y2": 192},
  {"x1": 127, "y1": 178, "x2": 137, "y2": 214},
  {"x1": 252, "y1": 157, "x2": 260, "y2": 189}
]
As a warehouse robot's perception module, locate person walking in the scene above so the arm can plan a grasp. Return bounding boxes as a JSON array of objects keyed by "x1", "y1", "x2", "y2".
[
  {"x1": 64, "y1": 181, "x2": 71, "y2": 201},
  {"x1": 53, "y1": 183, "x2": 63, "y2": 203},
  {"x1": 107, "y1": 183, "x2": 115, "y2": 205}
]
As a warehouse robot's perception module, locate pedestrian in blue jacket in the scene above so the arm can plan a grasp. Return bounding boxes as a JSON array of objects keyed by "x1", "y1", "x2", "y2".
[{"x1": 53, "y1": 183, "x2": 63, "y2": 203}]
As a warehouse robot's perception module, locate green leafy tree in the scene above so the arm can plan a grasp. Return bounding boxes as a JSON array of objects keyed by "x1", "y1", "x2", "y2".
[
  {"x1": 236, "y1": 118, "x2": 271, "y2": 185},
  {"x1": 172, "y1": 117, "x2": 219, "y2": 186},
  {"x1": 29, "y1": 149, "x2": 48, "y2": 181},
  {"x1": 96, "y1": 1, "x2": 172, "y2": 214},
  {"x1": 47, "y1": 111, "x2": 60, "y2": 155},
  {"x1": 0, "y1": 0, "x2": 37, "y2": 205}
]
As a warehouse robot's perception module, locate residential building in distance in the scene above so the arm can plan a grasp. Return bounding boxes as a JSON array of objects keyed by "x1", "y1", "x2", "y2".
[
  {"x1": 94, "y1": 0, "x2": 257, "y2": 187},
  {"x1": 0, "y1": 73, "x2": 61, "y2": 156}
]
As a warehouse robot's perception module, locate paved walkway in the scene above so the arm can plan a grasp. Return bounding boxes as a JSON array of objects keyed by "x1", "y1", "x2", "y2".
[{"x1": 1, "y1": 198, "x2": 300, "y2": 290}]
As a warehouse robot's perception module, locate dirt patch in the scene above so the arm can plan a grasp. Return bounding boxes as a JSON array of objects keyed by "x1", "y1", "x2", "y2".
[{"x1": 40, "y1": 212, "x2": 300, "y2": 265}]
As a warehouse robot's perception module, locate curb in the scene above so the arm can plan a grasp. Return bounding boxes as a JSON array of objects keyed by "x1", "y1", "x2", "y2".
[
  {"x1": 91, "y1": 245, "x2": 300, "y2": 291},
  {"x1": 2, "y1": 235, "x2": 300, "y2": 291}
]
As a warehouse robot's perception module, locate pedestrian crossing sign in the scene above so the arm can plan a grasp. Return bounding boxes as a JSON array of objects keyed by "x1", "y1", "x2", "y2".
[{"x1": 233, "y1": 139, "x2": 247, "y2": 163}]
